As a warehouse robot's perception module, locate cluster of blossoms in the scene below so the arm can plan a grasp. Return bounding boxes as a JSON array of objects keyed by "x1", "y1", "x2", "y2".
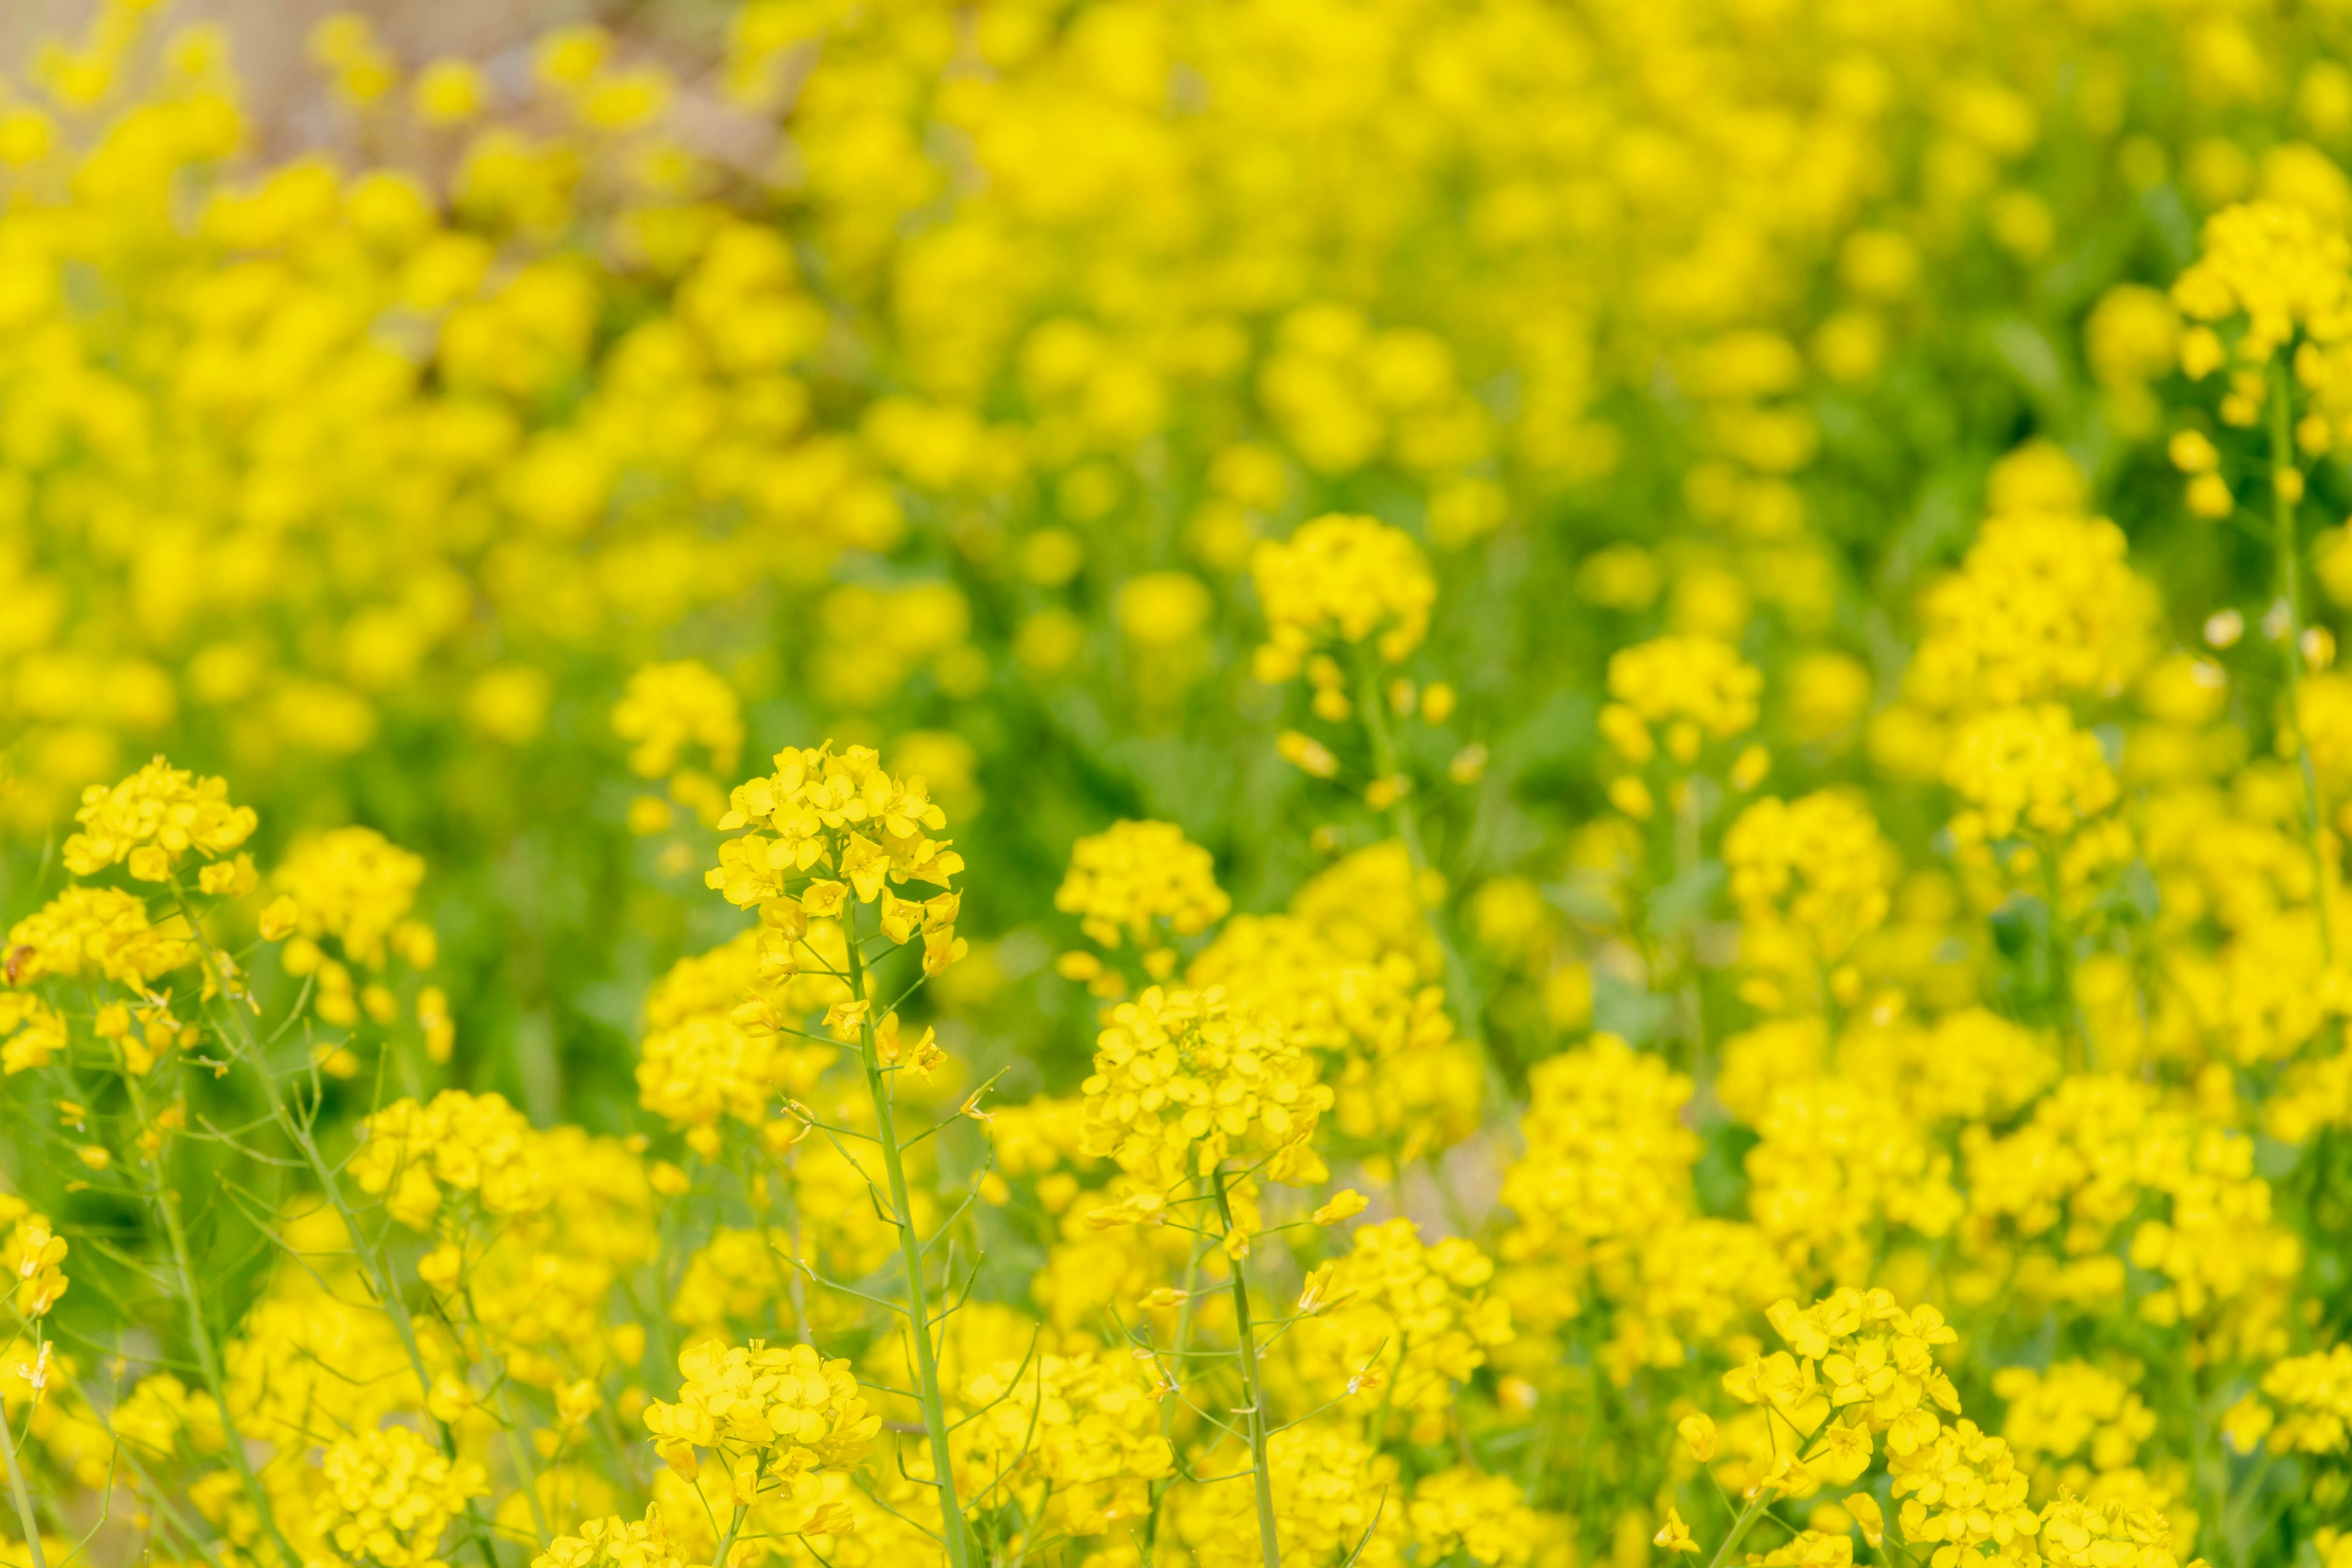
[
  {"x1": 311, "y1": 1425, "x2": 489, "y2": 1568},
  {"x1": 1943, "y1": 706, "x2": 2135, "y2": 912},
  {"x1": 61, "y1": 758, "x2": 257, "y2": 883},
  {"x1": 1905, "y1": 511, "x2": 2163, "y2": 712},
  {"x1": 1291, "y1": 1217, "x2": 1514, "y2": 1442},
  {"x1": 1079, "y1": 985, "x2": 1334, "y2": 1196},
  {"x1": 640, "y1": 1340, "x2": 878, "y2": 1504},
  {"x1": 951, "y1": 1350, "x2": 1174, "y2": 1540},
  {"x1": 1601, "y1": 635, "x2": 1768, "y2": 817},
  {"x1": 706, "y1": 742, "x2": 965, "y2": 976},
  {"x1": 1250, "y1": 513, "x2": 1437, "y2": 684},
  {"x1": 633, "y1": 928, "x2": 840, "y2": 1152},
  {"x1": 1723, "y1": 791, "x2": 1899, "y2": 1012},
  {"x1": 1191, "y1": 905, "x2": 1479, "y2": 1163},
  {"x1": 2227, "y1": 1344, "x2": 2352, "y2": 1455},
  {"x1": 532, "y1": 1510, "x2": 695, "y2": 1568},
  {"x1": 347, "y1": 1090, "x2": 551, "y2": 1231},
  {"x1": 261, "y1": 826, "x2": 441, "y2": 1042},
  {"x1": 614, "y1": 658, "x2": 745, "y2": 830},
  {"x1": 1054, "y1": 818, "x2": 1232, "y2": 992}
]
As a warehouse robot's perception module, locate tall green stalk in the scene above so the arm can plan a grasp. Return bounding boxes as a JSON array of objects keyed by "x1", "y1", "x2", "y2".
[
  {"x1": 1212, "y1": 1167, "x2": 1283, "y2": 1568},
  {"x1": 843, "y1": 909, "x2": 973, "y2": 1568},
  {"x1": 120, "y1": 1071, "x2": 300, "y2": 1567},
  {"x1": 2269, "y1": 358, "x2": 2337, "y2": 964},
  {"x1": 1352, "y1": 655, "x2": 1489, "y2": 1063},
  {"x1": 173, "y1": 889, "x2": 502, "y2": 1568},
  {"x1": 1, "y1": 1392, "x2": 48, "y2": 1568}
]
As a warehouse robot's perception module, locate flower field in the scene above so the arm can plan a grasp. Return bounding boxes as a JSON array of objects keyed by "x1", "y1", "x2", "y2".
[{"x1": 10, "y1": 2, "x2": 2352, "y2": 1566}]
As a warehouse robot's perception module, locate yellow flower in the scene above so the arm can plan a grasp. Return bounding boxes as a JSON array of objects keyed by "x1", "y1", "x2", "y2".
[
  {"x1": 1079, "y1": 985, "x2": 1334, "y2": 1189},
  {"x1": 1251, "y1": 513, "x2": 1437, "y2": 682},
  {"x1": 61, "y1": 758, "x2": 256, "y2": 881},
  {"x1": 1655, "y1": 1506, "x2": 1701, "y2": 1554}
]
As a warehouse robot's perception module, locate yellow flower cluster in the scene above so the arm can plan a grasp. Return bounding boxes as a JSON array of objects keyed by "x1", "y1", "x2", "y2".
[
  {"x1": 707, "y1": 742, "x2": 965, "y2": 977},
  {"x1": 2035, "y1": 1495, "x2": 2195, "y2": 1568},
  {"x1": 1906, "y1": 511, "x2": 2162, "y2": 712},
  {"x1": 1190, "y1": 909, "x2": 1478, "y2": 1162},
  {"x1": 1993, "y1": 1362, "x2": 2158, "y2": 1488},
  {"x1": 1080, "y1": 985, "x2": 1333, "y2": 1190},
  {"x1": 614, "y1": 660, "x2": 744, "y2": 782},
  {"x1": 1946, "y1": 705, "x2": 2122, "y2": 843},
  {"x1": 1292, "y1": 1217, "x2": 1513, "y2": 1442},
  {"x1": 1500, "y1": 1034, "x2": 1698, "y2": 1276},
  {"x1": 2172, "y1": 202, "x2": 2352, "y2": 373},
  {"x1": 1707, "y1": 1287, "x2": 1974, "y2": 1529},
  {"x1": 640, "y1": 1340, "x2": 878, "y2": 1490},
  {"x1": 61, "y1": 756, "x2": 257, "y2": 881},
  {"x1": 1055, "y1": 817, "x2": 1231, "y2": 973},
  {"x1": 3, "y1": 886, "x2": 190, "y2": 991},
  {"x1": 1166, "y1": 1422, "x2": 1403, "y2": 1568},
  {"x1": 531, "y1": 1509, "x2": 695, "y2": 1568},
  {"x1": 348, "y1": 1090, "x2": 551, "y2": 1230},
  {"x1": 1724, "y1": 791, "x2": 1899, "y2": 1012},
  {"x1": 1962, "y1": 1074, "x2": 2298, "y2": 1335},
  {"x1": 259, "y1": 826, "x2": 440, "y2": 1038},
  {"x1": 953, "y1": 1350, "x2": 1173, "y2": 1539},
  {"x1": 1, "y1": 1197, "x2": 69, "y2": 1319},
  {"x1": 263, "y1": 828, "x2": 429, "y2": 970},
  {"x1": 2231, "y1": 1343, "x2": 2352, "y2": 1455},
  {"x1": 634, "y1": 928, "x2": 839, "y2": 1152},
  {"x1": 1604, "y1": 636, "x2": 1766, "y2": 761},
  {"x1": 1250, "y1": 513, "x2": 1436, "y2": 682},
  {"x1": 312, "y1": 1425, "x2": 489, "y2": 1568}
]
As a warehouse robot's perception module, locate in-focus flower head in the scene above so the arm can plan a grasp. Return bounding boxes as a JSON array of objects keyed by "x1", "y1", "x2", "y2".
[
  {"x1": 641, "y1": 1338, "x2": 880, "y2": 1488},
  {"x1": 1080, "y1": 984, "x2": 1334, "y2": 1188},
  {"x1": 62, "y1": 757, "x2": 257, "y2": 882},
  {"x1": 708, "y1": 741, "x2": 963, "y2": 921},
  {"x1": 313, "y1": 1424, "x2": 489, "y2": 1568}
]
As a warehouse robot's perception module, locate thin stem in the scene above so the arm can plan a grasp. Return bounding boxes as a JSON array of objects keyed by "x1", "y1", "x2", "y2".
[
  {"x1": 1145, "y1": 1225, "x2": 1214, "y2": 1543},
  {"x1": 1212, "y1": 1167, "x2": 1282, "y2": 1568},
  {"x1": 1702, "y1": 1493, "x2": 1771, "y2": 1568},
  {"x1": 713, "y1": 1501, "x2": 749, "y2": 1567},
  {"x1": 1, "y1": 1389, "x2": 48, "y2": 1568},
  {"x1": 1352, "y1": 657, "x2": 1490, "y2": 1066},
  {"x1": 844, "y1": 908, "x2": 973, "y2": 1568},
  {"x1": 121, "y1": 1071, "x2": 301, "y2": 1568},
  {"x1": 2037, "y1": 851, "x2": 2090, "y2": 1070},
  {"x1": 2270, "y1": 356, "x2": 2337, "y2": 963},
  {"x1": 172, "y1": 889, "x2": 502, "y2": 1568}
]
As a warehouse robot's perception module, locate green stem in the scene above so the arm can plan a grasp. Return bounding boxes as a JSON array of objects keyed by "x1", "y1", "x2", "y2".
[
  {"x1": 1212, "y1": 1167, "x2": 1282, "y2": 1568},
  {"x1": 712, "y1": 1501, "x2": 748, "y2": 1567},
  {"x1": 845, "y1": 910, "x2": 973, "y2": 1568},
  {"x1": 494, "y1": 1385, "x2": 555, "y2": 1547},
  {"x1": 173, "y1": 890, "x2": 502, "y2": 1568},
  {"x1": 2037, "y1": 853, "x2": 2090, "y2": 1071},
  {"x1": 121, "y1": 1072, "x2": 301, "y2": 1568},
  {"x1": 1, "y1": 1389, "x2": 48, "y2": 1568},
  {"x1": 1352, "y1": 657, "x2": 1491, "y2": 1067},
  {"x1": 1146, "y1": 1226, "x2": 1213, "y2": 1543},
  {"x1": 2270, "y1": 358, "x2": 2337, "y2": 964},
  {"x1": 1702, "y1": 1493, "x2": 1770, "y2": 1568}
]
